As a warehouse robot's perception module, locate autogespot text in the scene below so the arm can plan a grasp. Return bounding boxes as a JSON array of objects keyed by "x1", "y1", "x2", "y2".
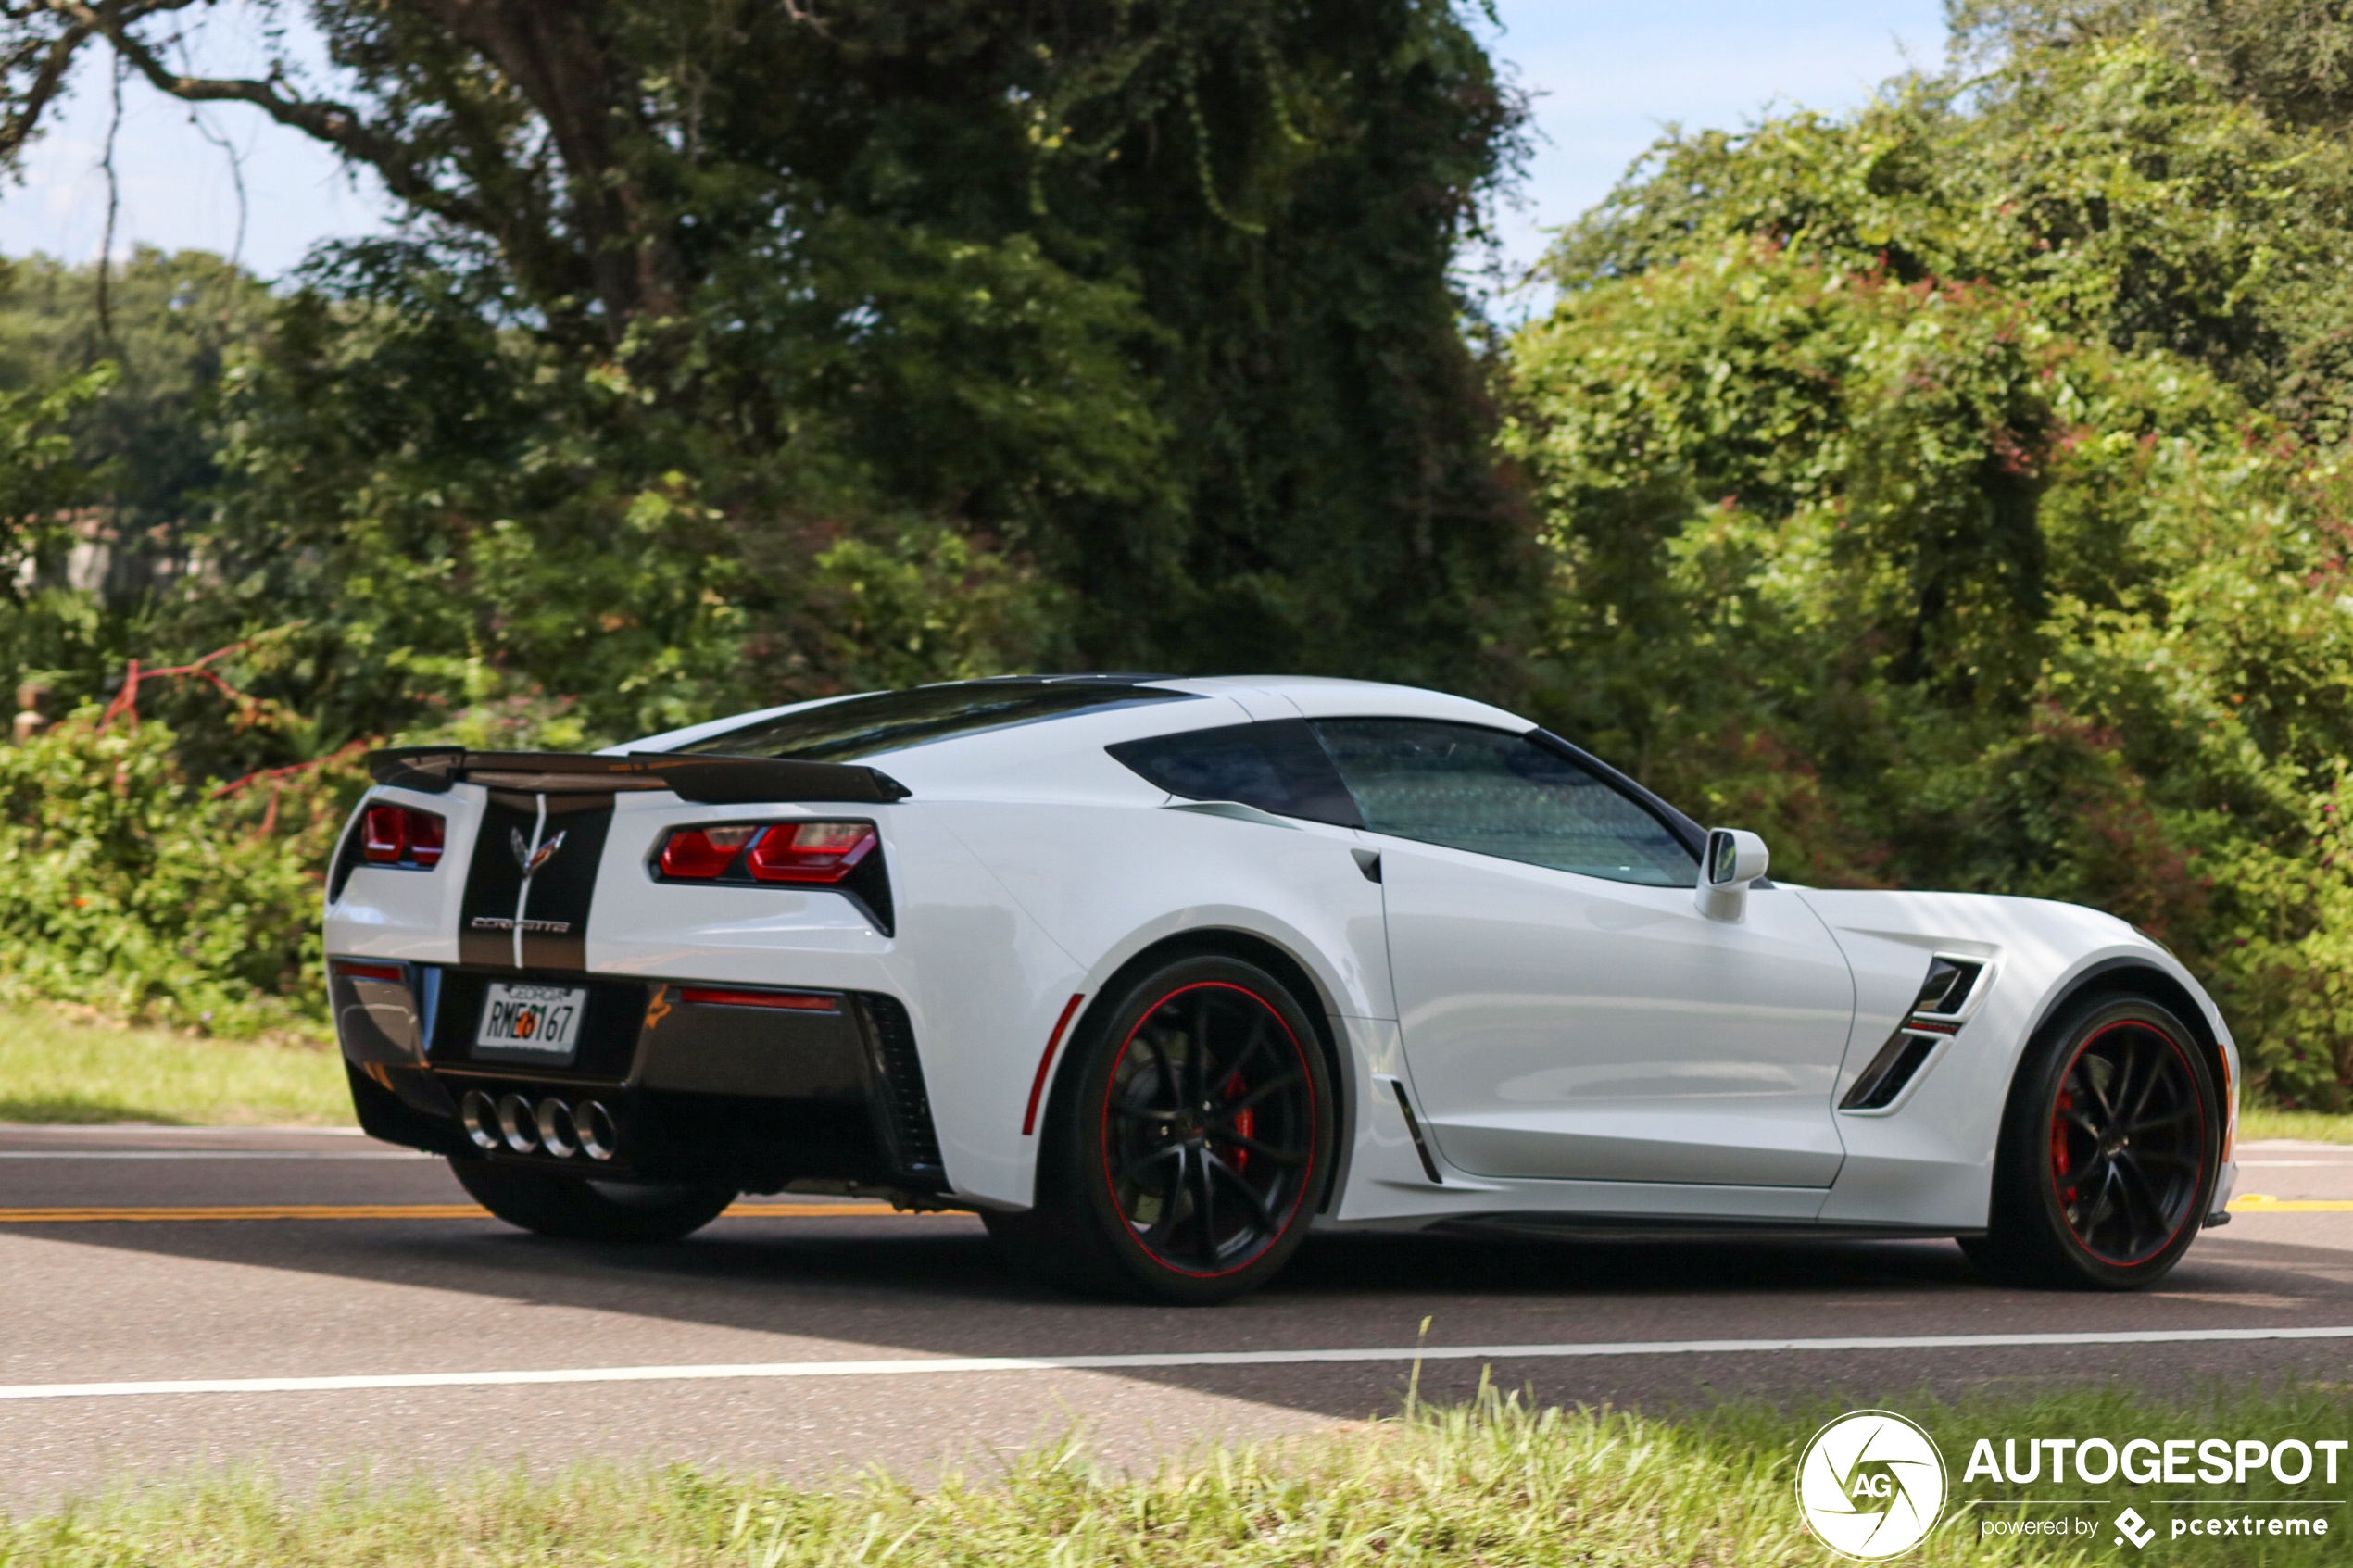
[
  {"x1": 1966, "y1": 1435, "x2": 2342, "y2": 1547},
  {"x1": 1964, "y1": 1435, "x2": 2347, "y2": 1487}
]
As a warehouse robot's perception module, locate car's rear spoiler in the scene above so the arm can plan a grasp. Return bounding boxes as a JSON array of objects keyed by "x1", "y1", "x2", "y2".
[{"x1": 363, "y1": 746, "x2": 912, "y2": 805}]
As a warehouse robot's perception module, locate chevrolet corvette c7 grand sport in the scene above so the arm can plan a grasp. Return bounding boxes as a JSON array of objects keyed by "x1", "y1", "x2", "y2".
[{"x1": 325, "y1": 675, "x2": 2240, "y2": 1303}]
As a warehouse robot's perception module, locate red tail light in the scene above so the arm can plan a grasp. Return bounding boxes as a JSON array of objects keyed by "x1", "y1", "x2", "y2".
[
  {"x1": 658, "y1": 824, "x2": 760, "y2": 879},
  {"x1": 747, "y1": 821, "x2": 877, "y2": 884},
  {"x1": 361, "y1": 804, "x2": 446, "y2": 869},
  {"x1": 653, "y1": 821, "x2": 877, "y2": 884}
]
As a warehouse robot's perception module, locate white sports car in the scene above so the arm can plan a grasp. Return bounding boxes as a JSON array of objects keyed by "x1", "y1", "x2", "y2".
[{"x1": 326, "y1": 675, "x2": 2239, "y2": 1302}]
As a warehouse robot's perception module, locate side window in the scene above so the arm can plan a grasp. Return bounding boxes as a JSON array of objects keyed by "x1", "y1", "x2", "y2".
[
  {"x1": 1313, "y1": 719, "x2": 1696, "y2": 886},
  {"x1": 1107, "y1": 720, "x2": 1363, "y2": 828}
]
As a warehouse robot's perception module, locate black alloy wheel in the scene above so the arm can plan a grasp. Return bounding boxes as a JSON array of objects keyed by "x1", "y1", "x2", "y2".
[
  {"x1": 987, "y1": 953, "x2": 1334, "y2": 1304},
  {"x1": 1101, "y1": 979, "x2": 1320, "y2": 1273},
  {"x1": 2049, "y1": 1018, "x2": 2208, "y2": 1263},
  {"x1": 452, "y1": 1157, "x2": 737, "y2": 1243},
  {"x1": 1966, "y1": 994, "x2": 2220, "y2": 1289}
]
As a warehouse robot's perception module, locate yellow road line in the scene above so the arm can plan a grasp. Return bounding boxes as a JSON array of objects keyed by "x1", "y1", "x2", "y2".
[
  {"x1": 0, "y1": 1201, "x2": 934, "y2": 1223},
  {"x1": 2228, "y1": 1195, "x2": 2353, "y2": 1213}
]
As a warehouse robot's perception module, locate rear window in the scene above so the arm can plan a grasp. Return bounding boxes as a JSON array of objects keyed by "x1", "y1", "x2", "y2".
[
  {"x1": 672, "y1": 680, "x2": 1196, "y2": 762},
  {"x1": 1107, "y1": 720, "x2": 1363, "y2": 827}
]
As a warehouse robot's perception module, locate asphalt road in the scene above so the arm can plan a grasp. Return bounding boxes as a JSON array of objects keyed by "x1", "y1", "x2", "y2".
[{"x1": 3, "y1": 1123, "x2": 2351, "y2": 1510}]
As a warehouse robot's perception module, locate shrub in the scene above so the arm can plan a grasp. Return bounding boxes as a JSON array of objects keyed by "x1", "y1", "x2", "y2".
[{"x1": 0, "y1": 710, "x2": 358, "y2": 1038}]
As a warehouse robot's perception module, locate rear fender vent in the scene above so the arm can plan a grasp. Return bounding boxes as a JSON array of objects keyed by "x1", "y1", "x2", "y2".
[
  {"x1": 854, "y1": 993, "x2": 945, "y2": 1188},
  {"x1": 1840, "y1": 955, "x2": 1990, "y2": 1111}
]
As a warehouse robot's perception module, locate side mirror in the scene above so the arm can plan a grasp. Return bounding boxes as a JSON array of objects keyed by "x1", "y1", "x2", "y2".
[{"x1": 1695, "y1": 827, "x2": 1770, "y2": 922}]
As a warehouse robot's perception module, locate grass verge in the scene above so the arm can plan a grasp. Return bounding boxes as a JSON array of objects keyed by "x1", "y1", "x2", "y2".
[
  {"x1": 5, "y1": 1384, "x2": 2347, "y2": 1565},
  {"x1": 0, "y1": 1006, "x2": 349, "y2": 1125},
  {"x1": 2240, "y1": 1106, "x2": 2353, "y2": 1145}
]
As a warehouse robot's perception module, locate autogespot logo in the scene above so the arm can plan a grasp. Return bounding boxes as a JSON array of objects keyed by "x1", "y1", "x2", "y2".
[{"x1": 1797, "y1": 1410, "x2": 1950, "y2": 1560}]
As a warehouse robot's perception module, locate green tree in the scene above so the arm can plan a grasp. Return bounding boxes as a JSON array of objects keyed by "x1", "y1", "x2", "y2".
[
  {"x1": 2, "y1": 2, "x2": 1533, "y2": 736},
  {"x1": 0, "y1": 250, "x2": 284, "y2": 765},
  {"x1": 1554, "y1": 33, "x2": 2353, "y2": 428},
  {"x1": 0, "y1": 248, "x2": 272, "y2": 546},
  {"x1": 0, "y1": 349, "x2": 113, "y2": 697},
  {"x1": 1512, "y1": 19, "x2": 2353, "y2": 1103}
]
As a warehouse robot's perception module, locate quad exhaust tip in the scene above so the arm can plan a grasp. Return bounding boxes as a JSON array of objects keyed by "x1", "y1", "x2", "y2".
[
  {"x1": 459, "y1": 1088, "x2": 615, "y2": 1161},
  {"x1": 496, "y1": 1093, "x2": 537, "y2": 1153},
  {"x1": 578, "y1": 1100, "x2": 618, "y2": 1161},
  {"x1": 459, "y1": 1089, "x2": 500, "y2": 1152},
  {"x1": 535, "y1": 1098, "x2": 579, "y2": 1159}
]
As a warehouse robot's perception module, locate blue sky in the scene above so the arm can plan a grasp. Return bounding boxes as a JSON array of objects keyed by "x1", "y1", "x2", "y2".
[{"x1": 0, "y1": 3, "x2": 1948, "y2": 282}]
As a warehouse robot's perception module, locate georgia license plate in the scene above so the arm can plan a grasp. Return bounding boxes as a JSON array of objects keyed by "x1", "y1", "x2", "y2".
[{"x1": 474, "y1": 983, "x2": 588, "y2": 1066}]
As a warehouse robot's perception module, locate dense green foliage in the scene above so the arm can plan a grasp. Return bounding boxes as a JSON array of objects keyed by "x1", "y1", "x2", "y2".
[
  {"x1": 0, "y1": 710, "x2": 348, "y2": 1035},
  {"x1": 4, "y1": 1, "x2": 1532, "y2": 756},
  {"x1": 0, "y1": 252, "x2": 273, "y2": 732},
  {"x1": 1508, "y1": 12, "x2": 2353, "y2": 1104},
  {"x1": 0, "y1": 249, "x2": 271, "y2": 543}
]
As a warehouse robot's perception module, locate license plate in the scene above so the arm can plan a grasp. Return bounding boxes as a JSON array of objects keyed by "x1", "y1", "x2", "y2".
[{"x1": 474, "y1": 984, "x2": 588, "y2": 1066}]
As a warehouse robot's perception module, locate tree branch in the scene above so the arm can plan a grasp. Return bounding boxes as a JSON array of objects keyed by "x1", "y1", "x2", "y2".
[
  {"x1": 379, "y1": 0, "x2": 678, "y2": 318},
  {"x1": 0, "y1": 17, "x2": 94, "y2": 163},
  {"x1": 38, "y1": 0, "x2": 497, "y2": 235}
]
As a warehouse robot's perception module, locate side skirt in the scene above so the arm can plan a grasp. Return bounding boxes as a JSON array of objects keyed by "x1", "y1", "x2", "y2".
[{"x1": 1430, "y1": 1213, "x2": 1987, "y2": 1245}]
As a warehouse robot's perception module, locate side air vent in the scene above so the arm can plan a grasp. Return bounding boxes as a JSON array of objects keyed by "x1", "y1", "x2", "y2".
[
  {"x1": 1913, "y1": 956, "x2": 1985, "y2": 1018},
  {"x1": 854, "y1": 993, "x2": 945, "y2": 1188},
  {"x1": 1842, "y1": 1031, "x2": 1942, "y2": 1110},
  {"x1": 1841, "y1": 956, "x2": 1991, "y2": 1111}
]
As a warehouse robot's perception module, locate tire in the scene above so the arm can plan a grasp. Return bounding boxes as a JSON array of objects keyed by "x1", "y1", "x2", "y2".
[
  {"x1": 1966, "y1": 993, "x2": 2221, "y2": 1289},
  {"x1": 451, "y1": 1157, "x2": 736, "y2": 1243},
  {"x1": 989, "y1": 953, "x2": 1336, "y2": 1305}
]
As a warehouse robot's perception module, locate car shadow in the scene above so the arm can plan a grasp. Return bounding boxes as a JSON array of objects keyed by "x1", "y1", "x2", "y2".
[{"x1": 18, "y1": 1203, "x2": 2353, "y2": 1418}]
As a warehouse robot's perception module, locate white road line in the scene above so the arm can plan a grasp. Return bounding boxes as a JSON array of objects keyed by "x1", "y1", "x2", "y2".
[
  {"x1": 7, "y1": 1325, "x2": 2353, "y2": 1401},
  {"x1": 0, "y1": 1151, "x2": 433, "y2": 1160}
]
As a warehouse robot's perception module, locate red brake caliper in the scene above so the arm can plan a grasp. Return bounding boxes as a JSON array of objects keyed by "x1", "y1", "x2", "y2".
[
  {"x1": 1219, "y1": 1070, "x2": 1252, "y2": 1174},
  {"x1": 2052, "y1": 1087, "x2": 2075, "y2": 1206}
]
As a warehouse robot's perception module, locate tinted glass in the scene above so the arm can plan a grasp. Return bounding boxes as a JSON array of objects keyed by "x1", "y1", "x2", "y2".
[
  {"x1": 1107, "y1": 720, "x2": 1362, "y2": 827},
  {"x1": 1315, "y1": 720, "x2": 1696, "y2": 886},
  {"x1": 673, "y1": 681, "x2": 1195, "y2": 762}
]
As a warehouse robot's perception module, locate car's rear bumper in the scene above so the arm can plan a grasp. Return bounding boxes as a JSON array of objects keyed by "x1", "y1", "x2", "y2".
[{"x1": 330, "y1": 959, "x2": 945, "y2": 1193}]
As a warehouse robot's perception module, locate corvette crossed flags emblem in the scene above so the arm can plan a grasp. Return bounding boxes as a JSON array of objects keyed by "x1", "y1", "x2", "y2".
[{"x1": 510, "y1": 828, "x2": 567, "y2": 877}]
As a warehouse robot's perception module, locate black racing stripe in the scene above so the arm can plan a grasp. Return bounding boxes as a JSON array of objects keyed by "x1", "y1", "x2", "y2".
[
  {"x1": 521, "y1": 794, "x2": 612, "y2": 971},
  {"x1": 459, "y1": 794, "x2": 536, "y2": 968},
  {"x1": 457, "y1": 791, "x2": 614, "y2": 971}
]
